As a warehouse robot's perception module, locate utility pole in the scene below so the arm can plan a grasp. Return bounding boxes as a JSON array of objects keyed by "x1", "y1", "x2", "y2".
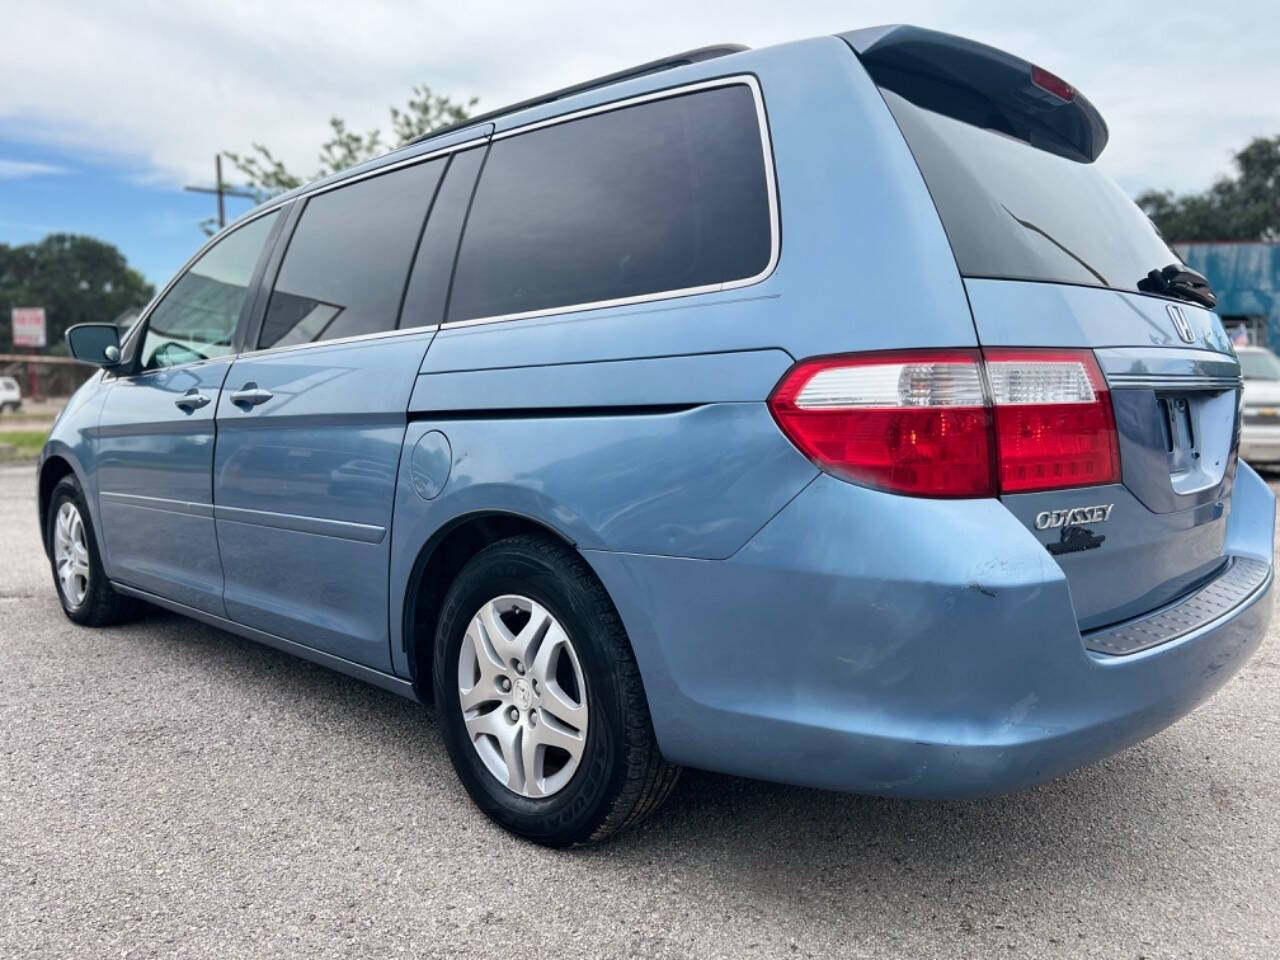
[
  {"x1": 27, "y1": 346, "x2": 39, "y2": 402},
  {"x1": 185, "y1": 155, "x2": 257, "y2": 229}
]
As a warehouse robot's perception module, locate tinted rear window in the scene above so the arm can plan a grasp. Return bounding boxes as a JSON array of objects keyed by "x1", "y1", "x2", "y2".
[
  {"x1": 448, "y1": 83, "x2": 772, "y2": 322},
  {"x1": 882, "y1": 89, "x2": 1180, "y2": 295}
]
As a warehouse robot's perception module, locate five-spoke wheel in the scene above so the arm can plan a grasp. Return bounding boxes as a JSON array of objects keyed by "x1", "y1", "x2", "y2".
[
  {"x1": 458, "y1": 595, "x2": 589, "y2": 798},
  {"x1": 435, "y1": 534, "x2": 680, "y2": 846},
  {"x1": 45, "y1": 473, "x2": 138, "y2": 626},
  {"x1": 53, "y1": 501, "x2": 91, "y2": 608}
]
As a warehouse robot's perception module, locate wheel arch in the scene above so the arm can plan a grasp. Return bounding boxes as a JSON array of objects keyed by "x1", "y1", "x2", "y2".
[
  {"x1": 37, "y1": 452, "x2": 78, "y2": 558},
  {"x1": 402, "y1": 510, "x2": 586, "y2": 700}
]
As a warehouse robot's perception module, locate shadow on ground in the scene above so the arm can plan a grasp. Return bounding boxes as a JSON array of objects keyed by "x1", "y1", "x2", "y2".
[{"x1": 115, "y1": 602, "x2": 1228, "y2": 916}]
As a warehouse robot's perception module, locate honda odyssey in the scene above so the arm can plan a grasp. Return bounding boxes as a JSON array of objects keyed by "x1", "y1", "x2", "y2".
[{"x1": 44, "y1": 25, "x2": 1274, "y2": 846}]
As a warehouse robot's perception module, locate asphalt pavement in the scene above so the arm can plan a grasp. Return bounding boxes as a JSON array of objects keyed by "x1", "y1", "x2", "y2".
[{"x1": 2, "y1": 462, "x2": 1278, "y2": 959}]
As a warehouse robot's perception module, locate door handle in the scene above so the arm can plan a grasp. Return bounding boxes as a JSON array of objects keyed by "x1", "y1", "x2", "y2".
[
  {"x1": 230, "y1": 383, "x2": 273, "y2": 408},
  {"x1": 174, "y1": 389, "x2": 210, "y2": 412}
]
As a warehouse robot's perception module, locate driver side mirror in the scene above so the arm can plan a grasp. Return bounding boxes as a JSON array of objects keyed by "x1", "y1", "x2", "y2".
[{"x1": 66, "y1": 323, "x2": 122, "y2": 367}]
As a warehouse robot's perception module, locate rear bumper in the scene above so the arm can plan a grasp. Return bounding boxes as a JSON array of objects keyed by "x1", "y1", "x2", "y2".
[{"x1": 585, "y1": 462, "x2": 1274, "y2": 798}]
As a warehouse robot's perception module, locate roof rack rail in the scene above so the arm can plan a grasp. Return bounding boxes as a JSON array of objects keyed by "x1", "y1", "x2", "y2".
[{"x1": 409, "y1": 44, "x2": 749, "y2": 146}]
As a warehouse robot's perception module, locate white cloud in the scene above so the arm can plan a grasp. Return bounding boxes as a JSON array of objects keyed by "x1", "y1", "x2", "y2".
[
  {"x1": 0, "y1": 158, "x2": 67, "y2": 179},
  {"x1": 1, "y1": 0, "x2": 1277, "y2": 195}
]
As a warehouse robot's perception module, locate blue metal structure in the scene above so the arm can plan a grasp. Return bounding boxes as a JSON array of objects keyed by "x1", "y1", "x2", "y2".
[{"x1": 1177, "y1": 243, "x2": 1280, "y2": 348}]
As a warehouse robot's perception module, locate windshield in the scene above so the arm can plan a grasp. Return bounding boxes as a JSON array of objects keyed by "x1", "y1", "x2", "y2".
[
  {"x1": 881, "y1": 89, "x2": 1181, "y2": 295},
  {"x1": 1239, "y1": 350, "x2": 1280, "y2": 380}
]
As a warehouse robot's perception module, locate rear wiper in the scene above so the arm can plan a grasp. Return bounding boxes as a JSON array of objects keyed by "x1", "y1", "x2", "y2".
[{"x1": 1136, "y1": 263, "x2": 1217, "y2": 309}]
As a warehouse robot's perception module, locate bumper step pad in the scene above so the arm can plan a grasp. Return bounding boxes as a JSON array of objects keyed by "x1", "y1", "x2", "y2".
[{"x1": 1085, "y1": 556, "x2": 1271, "y2": 656}]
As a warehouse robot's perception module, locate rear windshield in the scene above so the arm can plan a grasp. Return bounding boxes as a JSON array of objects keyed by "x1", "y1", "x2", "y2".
[{"x1": 881, "y1": 88, "x2": 1179, "y2": 295}]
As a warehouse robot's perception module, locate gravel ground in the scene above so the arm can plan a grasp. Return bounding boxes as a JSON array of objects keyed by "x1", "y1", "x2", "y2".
[{"x1": 2, "y1": 462, "x2": 1278, "y2": 959}]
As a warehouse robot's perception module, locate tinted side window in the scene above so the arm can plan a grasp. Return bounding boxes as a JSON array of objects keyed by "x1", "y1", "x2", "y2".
[
  {"x1": 140, "y1": 211, "x2": 278, "y2": 371},
  {"x1": 448, "y1": 84, "x2": 772, "y2": 323},
  {"x1": 259, "y1": 159, "x2": 445, "y2": 349}
]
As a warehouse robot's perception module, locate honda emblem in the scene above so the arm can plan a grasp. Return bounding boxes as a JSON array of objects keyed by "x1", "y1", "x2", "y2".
[{"x1": 1167, "y1": 303, "x2": 1195, "y2": 344}]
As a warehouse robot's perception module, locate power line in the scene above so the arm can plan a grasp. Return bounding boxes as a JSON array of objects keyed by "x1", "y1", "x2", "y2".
[{"x1": 184, "y1": 155, "x2": 258, "y2": 228}]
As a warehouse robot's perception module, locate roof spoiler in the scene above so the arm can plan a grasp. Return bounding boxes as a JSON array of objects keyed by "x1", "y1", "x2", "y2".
[{"x1": 841, "y1": 25, "x2": 1108, "y2": 163}]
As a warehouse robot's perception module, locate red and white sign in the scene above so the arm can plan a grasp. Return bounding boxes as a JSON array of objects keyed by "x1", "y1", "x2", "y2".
[{"x1": 12, "y1": 307, "x2": 47, "y2": 348}]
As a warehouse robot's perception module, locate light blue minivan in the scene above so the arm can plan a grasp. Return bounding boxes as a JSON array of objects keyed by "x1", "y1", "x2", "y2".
[{"x1": 44, "y1": 26, "x2": 1274, "y2": 846}]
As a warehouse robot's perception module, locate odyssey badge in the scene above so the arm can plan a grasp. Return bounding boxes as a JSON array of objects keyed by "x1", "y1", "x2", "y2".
[{"x1": 1035, "y1": 504, "x2": 1115, "y2": 530}]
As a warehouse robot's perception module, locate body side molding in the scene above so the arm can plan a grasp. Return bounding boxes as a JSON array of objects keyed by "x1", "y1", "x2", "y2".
[{"x1": 112, "y1": 582, "x2": 419, "y2": 700}]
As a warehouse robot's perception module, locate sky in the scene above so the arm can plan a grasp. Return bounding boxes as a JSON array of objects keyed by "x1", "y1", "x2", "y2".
[{"x1": 2, "y1": 0, "x2": 1278, "y2": 289}]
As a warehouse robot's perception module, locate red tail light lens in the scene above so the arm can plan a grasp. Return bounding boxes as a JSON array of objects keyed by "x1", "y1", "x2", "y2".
[
  {"x1": 767, "y1": 350, "x2": 995, "y2": 497},
  {"x1": 985, "y1": 348, "x2": 1120, "y2": 493},
  {"x1": 768, "y1": 348, "x2": 1120, "y2": 498},
  {"x1": 1031, "y1": 65, "x2": 1076, "y2": 102}
]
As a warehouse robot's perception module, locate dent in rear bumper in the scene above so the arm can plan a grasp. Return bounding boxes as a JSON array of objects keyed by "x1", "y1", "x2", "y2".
[{"x1": 584, "y1": 466, "x2": 1275, "y2": 798}]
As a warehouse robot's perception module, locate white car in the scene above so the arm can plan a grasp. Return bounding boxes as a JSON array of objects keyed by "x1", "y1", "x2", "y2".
[
  {"x1": 1238, "y1": 346, "x2": 1280, "y2": 465},
  {"x1": 0, "y1": 376, "x2": 21, "y2": 413}
]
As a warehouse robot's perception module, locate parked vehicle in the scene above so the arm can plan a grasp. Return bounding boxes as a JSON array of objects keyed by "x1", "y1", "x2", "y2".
[
  {"x1": 1238, "y1": 346, "x2": 1280, "y2": 465},
  {"x1": 43, "y1": 25, "x2": 1273, "y2": 846},
  {"x1": 0, "y1": 376, "x2": 21, "y2": 413}
]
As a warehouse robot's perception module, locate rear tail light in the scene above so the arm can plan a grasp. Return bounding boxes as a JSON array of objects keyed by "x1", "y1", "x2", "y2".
[
  {"x1": 768, "y1": 350, "x2": 993, "y2": 497},
  {"x1": 768, "y1": 348, "x2": 1120, "y2": 498},
  {"x1": 985, "y1": 349, "x2": 1120, "y2": 493}
]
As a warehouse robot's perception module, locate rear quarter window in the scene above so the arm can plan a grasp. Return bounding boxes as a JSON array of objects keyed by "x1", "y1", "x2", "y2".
[{"x1": 448, "y1": 82, "x2": 774, "y2": 323}]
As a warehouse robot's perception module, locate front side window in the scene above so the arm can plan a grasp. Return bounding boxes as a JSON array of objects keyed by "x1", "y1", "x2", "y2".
[
  {"x1": 140, "y1": 211, "x2": 279, "y2": 371},
  {"x1": 259, "y1": 158, "x2": 445, "y2": 349},
  {"x1": 448, "y1": 83, "x2": 773, "y2": 323}
]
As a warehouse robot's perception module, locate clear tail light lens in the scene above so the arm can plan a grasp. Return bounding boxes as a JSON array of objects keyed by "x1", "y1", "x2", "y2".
[
  {"x1": 768, "y1": 348, "x2": 1120, "y2": 498},
  {"x1": 985, "y1": 348, "x2": 1121, "y2": 493}
]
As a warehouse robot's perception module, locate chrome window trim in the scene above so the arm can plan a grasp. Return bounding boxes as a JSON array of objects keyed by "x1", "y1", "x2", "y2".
[
  {"x1": 442, "y1": 74, "x2": 780, "y2": 332},
  {"x1": 235, "y1": 322, "x2": 441, "y2": 360},
  {"x1": 119, "y1": 131, "x2": 492, "y2": 359}
]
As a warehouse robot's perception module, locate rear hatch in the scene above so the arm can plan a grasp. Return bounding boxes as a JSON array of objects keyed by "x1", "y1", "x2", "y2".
[{"x1": 845, "y1": 25, "x2": 1243, "y2": 630}]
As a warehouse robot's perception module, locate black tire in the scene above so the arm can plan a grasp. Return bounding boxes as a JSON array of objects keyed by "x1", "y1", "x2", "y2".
[
  {"x1": 46, "y1": 475, "x2": 139, "y2": 626},
  {"x1": 0, "y1": 402, "x2": 16, "y2": 414},
  {"x1": 433, "y1": 534, "x2": 680, "y2": 846}
]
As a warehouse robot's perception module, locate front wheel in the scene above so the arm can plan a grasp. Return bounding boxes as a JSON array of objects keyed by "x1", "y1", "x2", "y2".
[
  {"x1": 433, "y1": 535, "x2": 680, "y2": 846},
  {"x1": 46, "y1": 475, "x2": 139, "y2": 626}
]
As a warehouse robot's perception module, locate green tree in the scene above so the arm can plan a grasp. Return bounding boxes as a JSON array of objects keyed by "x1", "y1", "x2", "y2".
[
  {"x1": 225, "y1": 83, "x2": 478, "y2": 201},
  {"x1": 0, "y1": 234, "x2": 154, "y2": 352},
  {"x1": 1137, "y1": 135, "x2": 1280, "y2": 243}
]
